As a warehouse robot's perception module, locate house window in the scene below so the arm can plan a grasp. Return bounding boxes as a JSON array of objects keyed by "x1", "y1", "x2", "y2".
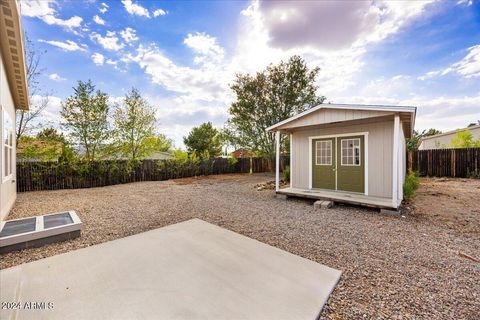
[
  {"x1": 3, "y1": 109, "x2": 13, "y2": 181},
  {"x1": 341, "y1": 138, "x2": 360, "y2": 166},
  {"x1": 316, "y1": 140, "x2": 332, "y2": 165}
]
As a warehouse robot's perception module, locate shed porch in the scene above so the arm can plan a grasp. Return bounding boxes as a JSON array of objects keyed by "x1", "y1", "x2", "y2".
[{"x1": 277, "y1": 187, "x2": 394, "y2": 209}]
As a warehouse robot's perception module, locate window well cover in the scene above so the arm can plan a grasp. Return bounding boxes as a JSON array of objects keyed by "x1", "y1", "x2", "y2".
[
  {"x1": 0, "y1": 218, "x2": 36, "y2": 237},
  {"x1": 44, "y1": 212, "x2": 74, "y2": 229}
]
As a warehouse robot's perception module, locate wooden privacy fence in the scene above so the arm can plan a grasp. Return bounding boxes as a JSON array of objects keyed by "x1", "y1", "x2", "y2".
[
  {"x1": 17, "y1": 156, "x2": 290, "y2": 192},
  {"x1": 407, "y1": 148, "x2": 480, "y2": 178}
]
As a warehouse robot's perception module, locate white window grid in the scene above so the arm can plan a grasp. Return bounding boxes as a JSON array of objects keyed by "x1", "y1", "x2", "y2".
[
  {"x1": 315, "y1": 140, "x2": 332, "y2": 165},
  {"x1": 341, "y1": 138, "x2": 361, "y2": 166}
]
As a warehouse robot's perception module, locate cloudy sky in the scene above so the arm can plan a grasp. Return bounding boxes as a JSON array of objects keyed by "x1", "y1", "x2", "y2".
[{"x1": 21, "y1": 0, "x2": 480, "y2": 147}]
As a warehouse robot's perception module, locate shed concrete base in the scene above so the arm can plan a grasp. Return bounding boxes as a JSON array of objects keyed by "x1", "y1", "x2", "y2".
[
  {"x1": 314, "y1": 200, "x2": 334, "y2": 210},
  {"x1": 380, "y1": 208, "x2": 401, "y2": 216},
  {"x1": 0, "y1": 219, "x2": 341, "y2": 320}
]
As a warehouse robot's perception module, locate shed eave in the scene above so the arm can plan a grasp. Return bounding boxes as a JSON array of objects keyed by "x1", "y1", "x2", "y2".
[{"x1": 266, "y1": 103, "x2": 417, "y2": 132}]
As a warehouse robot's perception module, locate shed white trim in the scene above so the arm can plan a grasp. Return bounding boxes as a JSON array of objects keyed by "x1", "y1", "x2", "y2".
[
  {"x1": 289, "y1": 133, "x2": 293, "y2": 188},
  {"x1": 275, "y1": 131, "x2": 280, "y2": 192},
  {"x1": 392, "y1": 115, "x2": 400, "y2": 208}
]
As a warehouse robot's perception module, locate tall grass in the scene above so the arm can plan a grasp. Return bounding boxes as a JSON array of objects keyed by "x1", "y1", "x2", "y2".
[{"x1": 283, "y1": 165, "x2": 290, "y2": 182}]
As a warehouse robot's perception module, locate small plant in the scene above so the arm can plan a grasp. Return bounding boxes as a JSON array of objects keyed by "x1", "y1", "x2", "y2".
[
  {"x1": 228, "y1": 156, "x2": 238, "y2": 166},
  {"x1": 403, "y1": 170, "x2": 420, "y2": 200},
  {"x1": 283, "y1": 165, "x2": 290, "y2": 182},
  {"x1": 468, "y1": 169, "x2": 480, "y2": 179}
]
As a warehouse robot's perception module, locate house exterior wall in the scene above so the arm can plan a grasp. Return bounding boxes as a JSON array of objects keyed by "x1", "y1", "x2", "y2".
[
  {"x1": 418, "y1": 126, "x2": 480, "y2": 149},
  {"x1": 277, "y1": 108, "x2": 394, "y2": 130},
  {"x1": 290, "y1": 117, "x2": 394, "y2": 198},
  {"x1": 0, "y1": 50, "x2": 17, "y2": 220}
]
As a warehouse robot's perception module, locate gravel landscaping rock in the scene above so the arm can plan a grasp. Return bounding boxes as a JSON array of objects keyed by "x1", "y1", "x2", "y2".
[{"x1": 1, "y1": 173, "x2": 479, "y2": 319}]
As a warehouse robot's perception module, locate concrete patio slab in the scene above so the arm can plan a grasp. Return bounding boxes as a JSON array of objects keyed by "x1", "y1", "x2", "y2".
[{"x1": 0, "y1": 219, "x2": 341, "y2": 320}]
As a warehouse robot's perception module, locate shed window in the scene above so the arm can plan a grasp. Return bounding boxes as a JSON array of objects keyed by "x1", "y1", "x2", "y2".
[
  {"x1": 2, "y1": 109, "x2": 13, "y2": 181},
  {"x1": 341, "y1": 138, "x2": 360, "y2": 166},
  {"x1": 316, "y1": 140, "x2": 332, "y2": 165}
]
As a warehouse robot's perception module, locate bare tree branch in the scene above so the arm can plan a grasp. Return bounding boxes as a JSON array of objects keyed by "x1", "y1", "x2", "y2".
[{"x1": 16, "y1": 34, "x2": 48, "y2": 145}]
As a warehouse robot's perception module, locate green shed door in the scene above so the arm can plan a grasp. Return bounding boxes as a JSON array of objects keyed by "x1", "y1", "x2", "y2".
[
  {"x1": 312, "y1": 138, "x2": 336, "y2": 190},
  {"x1": 336, "y1": 136, "x2": 365, "y2": 193}
]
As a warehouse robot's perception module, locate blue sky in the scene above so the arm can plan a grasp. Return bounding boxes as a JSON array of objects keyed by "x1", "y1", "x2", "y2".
[{"x1": 21, "y1": 0, "x2": 480, "y2": 147}]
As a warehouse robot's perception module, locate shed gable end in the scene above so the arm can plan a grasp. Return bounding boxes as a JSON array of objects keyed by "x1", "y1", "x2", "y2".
[{"x1": 277, "y1": 108, "x2": 394, "y2": 130}]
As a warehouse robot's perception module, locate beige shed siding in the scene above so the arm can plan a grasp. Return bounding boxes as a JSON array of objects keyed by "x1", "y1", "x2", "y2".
[
  {"x1": 291, "y1": 119, "x2": 394, "y2": 198},
  {"x1": 278, "y1": 108, "x2": 394, "y2": 130},
  {"x1": 0, "y1": 50, "x2": 17, "y2": 220},
  {"x1": 419, "y1": 126, "x2": 480, "y2": 149}
]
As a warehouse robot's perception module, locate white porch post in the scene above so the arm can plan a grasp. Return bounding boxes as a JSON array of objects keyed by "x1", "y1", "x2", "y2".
[
  {"x1": 275, "y1": 130, "x2": 280, "y2": 192},
  {"x1": 392, "y1": 114, "x2": 400, "y2": 208}
]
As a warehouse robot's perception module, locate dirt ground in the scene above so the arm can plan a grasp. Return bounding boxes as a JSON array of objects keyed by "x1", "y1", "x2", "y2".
[
  {"x1": 1, "y1": 174, "x2": 479, "y2": 319},
  {"x1": 407, "y1": 177, "x2": 480, "y2": 234}
]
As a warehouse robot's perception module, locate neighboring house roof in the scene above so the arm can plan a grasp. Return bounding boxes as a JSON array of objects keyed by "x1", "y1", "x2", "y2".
[
  {"x1": 0, "y1": 0, "x2": 29, "y2": 110},
  {"x1": 147, "y1": 151, "x2": 174, "y2": 160},
  {"x1": 419, "y1": 124, "x2": 480, "y2": 142},
  {"x1": 231, "y1": 148, "x2": 253, "y2": 158},
  {"x1": 266, "y1": 103, "x2": 416, "y2": 137}
]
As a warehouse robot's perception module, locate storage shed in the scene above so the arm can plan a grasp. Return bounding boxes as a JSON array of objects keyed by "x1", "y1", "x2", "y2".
[{"x1": 267, "y1": 104, "x2": 416, "y2": 209}]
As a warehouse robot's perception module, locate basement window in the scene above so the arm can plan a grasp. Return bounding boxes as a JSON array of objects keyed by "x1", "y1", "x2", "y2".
[{"x1": 0, "y1": 211, "x2": 82, "y2": 254}]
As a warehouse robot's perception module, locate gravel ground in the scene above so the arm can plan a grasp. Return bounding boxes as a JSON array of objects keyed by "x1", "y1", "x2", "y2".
[{"x1": 1, "y1": 173, "x2": 479, "y2": 319}]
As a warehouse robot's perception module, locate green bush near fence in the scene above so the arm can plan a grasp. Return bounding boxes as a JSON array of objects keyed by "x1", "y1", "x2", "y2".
[{"x1": 403, "y1": 170, "x2": 420, "y2": 200}]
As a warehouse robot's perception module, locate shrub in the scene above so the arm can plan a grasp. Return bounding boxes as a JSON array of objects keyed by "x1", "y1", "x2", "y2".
[
  {"x1": 283, "y1": 165, "x2": 290, "y2": 182},
  {"x1": 468, "y1": 169, "x2": 480, "y2": 179},
  {"x1": 403, "y1": 170, "x2": 420, "y2": 200}
]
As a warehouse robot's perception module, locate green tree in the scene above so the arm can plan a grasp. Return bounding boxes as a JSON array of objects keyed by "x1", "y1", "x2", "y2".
[
  {"x1": 113, "y1": 88, "x2": 163, "y2": 160},
  {"x1": 406, "y1": 128, "x2": 442, "y2": 151},
  {"x1": 61, "y1": 80, "x2": 110, "y2": 162},
  {"x1": 226, "y1": 55, "x2": 324, "y2": 158},
  {"x1": 183, "y1": 122, "x2": 222, "y2": 158},
  {"x1": 143, "y1": 134, "x2": 173, "y2": 154},
  {"x1": 16, "y1": 135, "x2": 62, "y2": 162},
  {"x1": 451, "y1": 130, "x2": 480, "y2": 148},
  {"x1": 36, "y1": 127, "x2": 67, "y2": 144}
]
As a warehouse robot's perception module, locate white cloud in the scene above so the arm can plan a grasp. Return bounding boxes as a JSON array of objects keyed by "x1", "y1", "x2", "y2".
[
  {"x1": 334, "y1": 94, "x2": 480, "y2": 132},
  {"x1": 91, "y1": 52, "x2": 105, "y2": 65},
  {"x1": 331, "y1": 73, "x2": 480, "y2": 132},
  {"x1": 120, "y1": 27, "x2": 139, "y2": 44},
  {"x1": 153, "y1": 9, "x2": 167, "y2": 17},
  {"x1": 127, "y1": 44, "x2": 230, "y2": 102},
  {"x1": 121, "y1": 0, "x2": 150, "y2": 18},
  {"x1": 29, "y1": 94, "x2": 63, "y2": 128},
  {"x1": 48, "y1": 73, "x2": 66, "y2": 81},
  {"x1": 450, "y1": 45, "x2": 480, "y2": 78},
  {"x1": 21, "y1": 0, "x2": 83, "y2": 31},
  {"x1": 93, "y1": 15, "x2": 106, "y2": 25},
  {"x1": 229, "y1": 0, "x2": 435, "y2": 97},
  {"x1": 20, "y1": 0, "x2": 55, "y2": 17},
  {"x1": 38, "y1": 39, "x2": 88, "y2": 52},
  {"x1": 419, "y1": 45, "x2": 480, "y2": 80},
  {"x1": 457, "y1": 0, "x2": 473, "y2": 6},
  {"x1": 90, "y1": 31, "x2": 125, "y2": 51},
  {"x1": 99, "y1": 2, "x2": 109, "y2": 14},
  {"x1": 255, "y1": 0, "x2": 434, "y2": 51},
  {"x1": 184, "y1": 32, "x2": 224, "y2": 63}
]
